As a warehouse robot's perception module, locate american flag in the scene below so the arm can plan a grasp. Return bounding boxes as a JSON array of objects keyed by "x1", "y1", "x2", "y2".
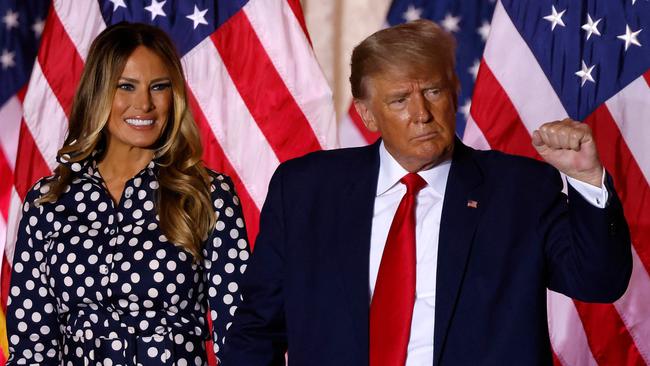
[
  {"x1": 0, "y1": 0, "x2": 335, "y2": 363},
  {"x1": 339, "y1": 0, "x2": 650, "y2": 364}
]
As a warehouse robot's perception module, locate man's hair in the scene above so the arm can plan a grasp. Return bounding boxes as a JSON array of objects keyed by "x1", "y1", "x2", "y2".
[{"x1": 350, "y1": 20, "x2": 459, "y2": 101}]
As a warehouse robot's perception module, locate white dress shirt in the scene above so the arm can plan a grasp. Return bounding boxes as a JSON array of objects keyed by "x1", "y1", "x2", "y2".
[{"x1": 368, "y1": 141, "x2": 608, "y2": 366}]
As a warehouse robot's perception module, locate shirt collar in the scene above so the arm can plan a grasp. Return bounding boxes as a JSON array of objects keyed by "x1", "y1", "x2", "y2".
[{"x1": 376, "y1": 140, "x2": 451, "y2": 197}]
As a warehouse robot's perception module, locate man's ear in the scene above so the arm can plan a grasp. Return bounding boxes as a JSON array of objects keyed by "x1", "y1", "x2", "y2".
[{"x1": 353, "y1": 99, "x2": 378, "y2": 132}]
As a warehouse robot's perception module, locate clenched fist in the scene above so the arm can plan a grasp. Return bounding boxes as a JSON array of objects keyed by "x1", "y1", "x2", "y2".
[{"x1": 532, "y1": 118, "x2": 603, "y2": 187}]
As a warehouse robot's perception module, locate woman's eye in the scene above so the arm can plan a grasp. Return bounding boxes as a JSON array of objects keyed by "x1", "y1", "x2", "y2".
[
  {"x1": 117, "y1": 83, "x2": 134, "y2": 91},
  {"x1": 152, "y1": 83, "x2": 171, "y2": 91}
]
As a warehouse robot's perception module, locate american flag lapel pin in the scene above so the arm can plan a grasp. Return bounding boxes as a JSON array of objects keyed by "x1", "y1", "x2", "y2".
[{"x1": 467, "y1": 200, "x2": 478, "y2": 209}]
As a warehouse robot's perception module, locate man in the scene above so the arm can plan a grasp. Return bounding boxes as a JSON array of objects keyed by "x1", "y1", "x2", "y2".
[{"x1": 221, "y1": 20, "x2": 631, "y2": 366}]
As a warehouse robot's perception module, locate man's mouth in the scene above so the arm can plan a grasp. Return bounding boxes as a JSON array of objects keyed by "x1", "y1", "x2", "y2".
[{"x1": 412, "y1": 131, "x2": 439, "y2": 141}]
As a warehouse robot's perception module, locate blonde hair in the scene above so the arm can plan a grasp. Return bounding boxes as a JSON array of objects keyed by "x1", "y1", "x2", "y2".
[{"x1": 40, "y1": 22, "x2": 215, "y2": 260}]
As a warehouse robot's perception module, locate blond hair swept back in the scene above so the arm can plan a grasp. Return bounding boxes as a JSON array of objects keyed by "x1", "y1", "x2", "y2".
[{"x1": 39, "y1": 22, "x2": 215, "y2": 260}]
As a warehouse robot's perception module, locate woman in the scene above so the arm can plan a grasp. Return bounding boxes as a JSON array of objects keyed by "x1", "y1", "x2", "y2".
[{"x1": 6, "y1": 22, "x2": 249, "y2": 365}]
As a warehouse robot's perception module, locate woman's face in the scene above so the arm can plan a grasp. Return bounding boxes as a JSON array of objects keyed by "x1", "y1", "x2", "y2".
[{"x1": 106, "y1": 45, "x2": 172, "y2": 152}]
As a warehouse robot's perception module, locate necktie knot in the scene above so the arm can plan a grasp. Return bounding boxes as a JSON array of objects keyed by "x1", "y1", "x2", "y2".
[{"x1": 400, "y1": 173, "x2": 427, "y2": 195}]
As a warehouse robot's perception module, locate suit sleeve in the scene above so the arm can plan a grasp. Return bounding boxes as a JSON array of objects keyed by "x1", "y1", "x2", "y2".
[
  {"x1": 220, "y1": 166, "x2": 288, "y2": 366},
  {"x1": 543, "y1": 170, "x2": 632, "y2": 302},
  {"x1": 6, "y1": 180, "x2": 63, "y2": 365}
]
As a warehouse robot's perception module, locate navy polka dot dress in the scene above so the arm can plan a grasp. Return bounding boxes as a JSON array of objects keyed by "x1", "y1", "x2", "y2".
[{"x1": 6, "y1": 157, "x2": 250, "y2": 365}]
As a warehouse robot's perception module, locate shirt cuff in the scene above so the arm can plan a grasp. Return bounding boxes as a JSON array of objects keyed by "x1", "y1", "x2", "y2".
[{"x1": 566, "y1": 169, "x2": 608, "y2": 208}]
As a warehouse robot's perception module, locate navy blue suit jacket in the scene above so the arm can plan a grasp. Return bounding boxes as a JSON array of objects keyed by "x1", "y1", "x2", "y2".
[{"x1": 221, "y1": 141, "x2": 631, "y2": 366}]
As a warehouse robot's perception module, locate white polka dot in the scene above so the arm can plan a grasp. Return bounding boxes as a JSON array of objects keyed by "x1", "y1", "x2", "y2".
[
  {"x1": 143, "y1": 200, "x2": 154, "y2": 211},
  {"x1": 153, "y1": 272, "x2": 164, "y2": 282},
  {"x1": 148, "y1": 346, "x2": 158, "y2": 357}
]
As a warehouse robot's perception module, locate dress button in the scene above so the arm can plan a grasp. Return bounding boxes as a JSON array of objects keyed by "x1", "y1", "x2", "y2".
[{"x1": 99, "y1": 265, "x2": 108, "y2": 274}]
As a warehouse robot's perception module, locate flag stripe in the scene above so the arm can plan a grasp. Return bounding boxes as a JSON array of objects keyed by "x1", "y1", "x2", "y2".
[
  {"x1": 4, "y1": 191, "x2": 23, "y2": 264},
  {"x1": 338, "y1": 112, "x2": 370, "y2": 148},
  {"x1": 186, "y1": 88, "x2": 261, "y2": 246},
  {"x1": 574, "y1": 302, "x2": 645, "y2": 365},
  {"x1": 210, "y1": 10, "x2": 322, "y2": 162},
  {"x1": 37, "y1": 3, "x2": 84, "y2": 117},
  {"x1": 285, "y1": 0, "x2": 311, "y2": 45},
  {"x1": 243, "y1": 0, "x2": 336, "y2": 149},
  {"x1": 0, "y1": 255, "x2": 9, "y2": 312},
  {"x1": 616, "y1": 248, "x2": 650, "y2": 364},
  {"x1": 461, "y1": 116, "x2": 490, "y2": 151},
  {"x1": 0, "y1": 97, "x2": 22, "y2": 172},
  {"x1": 469, "y1": 60, "x2": 540, "y2": 159},
  {"x1": 547, "y1": 290, "x2": 599, "y2": 366},
  {"x1": 53, "y1": 0, "x2": 106, "y2": 61},
  {"x1": 0, "y1": 151, "x2": 13, "y2": 220},
  {"x1": 13, "y1": 122, "x2": 52, "y2": 201},
  {"x1": 604, "y1": 75, "x2": 650, "y2": 185},
  {"x1": 183, "y1": 38, "x2": 279, "y2": 209},
  {"x1": 585, "y1": 103, "x2": 650, "y2": 275},
  {"x1": 643, "y1": 71, "x2": 650, "y2": 88},
  {"x1": 483, "y1": 2, "x2": 568, "y2": 130},
  {"x1": 22, "y1": 62, "x2": 69, "y2": 170}
]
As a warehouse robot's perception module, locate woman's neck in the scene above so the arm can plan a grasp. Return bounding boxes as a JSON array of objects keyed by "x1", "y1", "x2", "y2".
[{"x1": 98, "y1": 144, "x2": 155, "y2": 182}]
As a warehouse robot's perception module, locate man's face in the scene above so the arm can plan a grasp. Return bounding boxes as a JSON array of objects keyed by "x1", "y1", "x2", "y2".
[{"x1": 355, "y1": 66, "x2": 457, "y2": 172}]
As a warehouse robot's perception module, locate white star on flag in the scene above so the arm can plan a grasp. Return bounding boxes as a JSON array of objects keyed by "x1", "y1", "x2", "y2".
[
  {"x1": 617, "y1": 25, "x2": 643, "y2": 51},
  {"x1": 543, "y1": 5, "x2": 566, "y2": 31},
  {"x1": 1, "y1": 49, "x2": 16, "y2": 69},
  {"x1": 2, "y1": 9, "x2": 19, "y2": 30},
  {"x1": 145, "y1": 0, "x2": 167, "y2": 21},
  {"x1": 575, "y1": 61, "x2": 596, "y2": 86},
  {"x1": 403, "y1": 5, "x2": 422, "y2": 22},
  {"x1": 186, "y1": 5, "x2": 208, "y2": 29},
  {"x1": 108, "y1": 0, "x2": 127, "y2": 12},
  {"x1": 460, "y1": 100, "x2": 472, "y2": 121},
  {"x1": 581, "y1": 14, "x2": 602, "y2": 40},
  {"x1": 32, "y1": 19, "x2": 44, "y2": 37},
  {"x1": 468, "y1": 59, "x2": 480, "y2": 80},
  {"x1": 441, "y1": 13, "x2": 461, "y2": 33},
  {"x1": 477, "y1": 21, "x2": 491, "y2": 42}
]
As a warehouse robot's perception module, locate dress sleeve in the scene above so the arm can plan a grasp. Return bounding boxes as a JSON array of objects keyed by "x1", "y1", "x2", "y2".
[
  {"x1": 6, "y1": 180, "x2": 62, "y2": 365},
  {"x1": 203, "y1": 174, "x2": 251, "y2": 361}
]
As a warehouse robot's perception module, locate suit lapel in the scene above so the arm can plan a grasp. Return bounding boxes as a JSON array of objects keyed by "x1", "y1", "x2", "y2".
[
  {"x1": 434, "y1": 141, "x2": 485, "y2": 365},
  {"x1": 332, "y1": 141, "x2": 380, "y2": 356}
]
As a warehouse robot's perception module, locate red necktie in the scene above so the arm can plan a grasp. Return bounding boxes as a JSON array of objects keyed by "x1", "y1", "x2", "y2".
[{"x1": 370, "y1": 173, "x2": 427, "y2": 366}]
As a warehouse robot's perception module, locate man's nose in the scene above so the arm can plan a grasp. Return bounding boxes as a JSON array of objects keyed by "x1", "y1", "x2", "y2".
[{"x1": 411, "y1": 94, "x2": 432, "y2": 123}]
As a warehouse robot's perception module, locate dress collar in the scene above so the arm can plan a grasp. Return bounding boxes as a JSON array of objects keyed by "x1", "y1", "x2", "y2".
[{"x1": 57, "y1": 149, "x2": 158, "y2": 182}]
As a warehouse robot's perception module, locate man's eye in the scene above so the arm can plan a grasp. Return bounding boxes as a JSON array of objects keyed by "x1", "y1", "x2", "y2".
[
  {"x1": 117, "y1": 83, "x2": 134, "y2": 91},
  {"x1": 391, "y1": 97, "x2": 407, "y2": 105},
  {"x1": 152, "y1": 83, "x2": 171, "y2": 91},
  {"x1": 424, "y1": 88, "x2": 441, "y2": 99}
]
